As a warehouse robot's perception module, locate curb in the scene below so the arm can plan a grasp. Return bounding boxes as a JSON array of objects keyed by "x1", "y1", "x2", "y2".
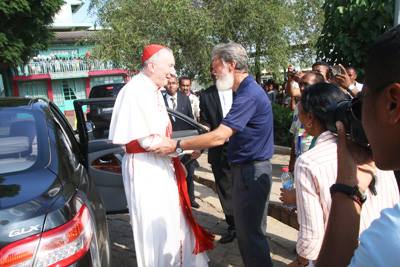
[
  {"x1": 274, "y1": 145, "x2": 291, "y2": 155},
  {"x1": 194, "y1": 173, "x2": 299, "y2": 230}
]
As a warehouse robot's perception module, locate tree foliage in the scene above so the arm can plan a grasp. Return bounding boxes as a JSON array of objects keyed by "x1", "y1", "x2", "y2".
[
  {"x1": 289, "y1": 0, "x2": 325, "y2": 69},
  {"x1": 92, "y1": 0, "x2": 214, "y2": 81},
  {"x1": 0, "y1": 0, "x2": 63, "y2": 66},
  {"x1": 316, "y1": 0, "x2": 393, "y2": 69},
  {"x1": 204, "y1": 0, "x2": 293, "y2": 83},
  {"x1": 92, "y1": 0, "x2": 324, "y2": 83}
]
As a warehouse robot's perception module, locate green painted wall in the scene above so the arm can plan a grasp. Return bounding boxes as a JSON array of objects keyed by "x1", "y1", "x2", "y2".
[{"x1": 18, "y1": 81, "x2": 48, "y2": 99}]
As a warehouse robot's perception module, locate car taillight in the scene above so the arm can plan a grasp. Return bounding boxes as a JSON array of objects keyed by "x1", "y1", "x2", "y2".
[{"x1": 0, "y1": 205, "x2": 93, "y2": 267}]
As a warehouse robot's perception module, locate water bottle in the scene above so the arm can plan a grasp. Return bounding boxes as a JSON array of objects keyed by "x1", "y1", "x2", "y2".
[
  {"x1": 280, "y1": 166, "x2": 295, "y2": 210},
  {"x1": 280, "y1": 166, "x2": 294, "y2": 190}
]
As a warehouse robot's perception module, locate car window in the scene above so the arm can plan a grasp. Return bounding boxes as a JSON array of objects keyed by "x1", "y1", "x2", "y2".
[
  {"x1": 0, "y1": 110, "x2": 39, "y2": 173},
  {"x1": 89, "y1": 84, "x2": 125, "y2": 98},
  {"x1": 169, "y1": 114, "x2": 198, "y2": 131},
  {"x1": 49, "y1": 103, "x2": 81, "y2": 158},
  {"x1": 54, "y1": 121, "x2": 80, "y2": 167},
  {"x1": 91, "y1": 87, "x2": 114, "y2": 98}
]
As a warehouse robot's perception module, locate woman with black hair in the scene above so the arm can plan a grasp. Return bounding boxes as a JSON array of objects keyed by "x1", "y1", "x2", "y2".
[{"x1": 290, "y1": 83, "x2": 399, "y2": 267}]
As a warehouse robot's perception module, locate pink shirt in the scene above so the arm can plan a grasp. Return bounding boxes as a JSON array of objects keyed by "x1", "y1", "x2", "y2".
[{"x1": 294, "y1": 131, "x2": 399, "y2": 260}]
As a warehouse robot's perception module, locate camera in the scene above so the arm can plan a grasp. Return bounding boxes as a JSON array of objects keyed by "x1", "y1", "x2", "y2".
[
  {"x1": 288, "y1": 69, "x2": 297, "y2": 76},
  {"x1": 324, "y1": 97, "x2": 369, "y2": 147},
  {"x1": 331, "y1": 65, "x2": 344, "y2": 76}
]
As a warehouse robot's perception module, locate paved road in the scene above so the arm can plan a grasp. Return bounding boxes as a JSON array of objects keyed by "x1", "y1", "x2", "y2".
[{"x1": 107, "y1": 152, "x2": 297, "y2": 266}]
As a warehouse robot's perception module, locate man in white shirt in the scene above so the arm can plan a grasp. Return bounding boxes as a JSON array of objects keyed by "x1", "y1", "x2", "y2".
[
  {"x1": 180, "y1": 76, "x2": 200, "y2": 121},
  {"x1": 346, "y1": 67, "x2": 363, "y2": 91}
]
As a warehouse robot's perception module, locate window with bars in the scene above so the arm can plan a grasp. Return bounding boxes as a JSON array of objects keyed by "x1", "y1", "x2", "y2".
[{"x1": 62, "y1": 80, "x2": 77, "y2": 100}]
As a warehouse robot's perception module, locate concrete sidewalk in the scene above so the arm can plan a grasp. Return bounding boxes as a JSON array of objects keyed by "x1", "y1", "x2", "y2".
[{"x1": 193, "y1": 151, "x2": 297, "y2": 266}]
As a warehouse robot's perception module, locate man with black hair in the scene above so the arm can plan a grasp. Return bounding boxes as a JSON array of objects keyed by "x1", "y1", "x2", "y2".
[
  {"x1": 346, "y1": 66, "x2": 363, "y2": 92},
  {"x1": 163, "y1": 76, "x2": 200, "y2": 208},
  {"x1": 312, "y1": 61, "x2": 330, "y2": 81},
  {"x1": 179, "y1": 76, "x2": 200, "y2": 121},
  {"x1": 265, "y1": 79, "x2": 277, "y2": 103},
  {"x1": 317, "y1": 25, "x2": 400, "y2": 267},
  {"x1": 331, "y1": 64, "x2": 363, "y2": 98}
]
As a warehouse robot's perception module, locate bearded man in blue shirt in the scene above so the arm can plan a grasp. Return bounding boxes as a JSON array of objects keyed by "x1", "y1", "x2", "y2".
[{"x1": 151, "y1": 42, "x2": 274, "y2": 267}]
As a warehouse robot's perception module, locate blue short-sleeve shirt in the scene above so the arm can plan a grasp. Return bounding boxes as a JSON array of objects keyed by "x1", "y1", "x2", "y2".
[{"x1": 222, "y1": 75, "x2": 274, "y2": 163}]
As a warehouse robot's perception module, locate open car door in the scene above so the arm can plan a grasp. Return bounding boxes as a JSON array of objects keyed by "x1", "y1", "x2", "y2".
[{"x1": 74, "y1": 98, "x2": 208, "y2": 214}]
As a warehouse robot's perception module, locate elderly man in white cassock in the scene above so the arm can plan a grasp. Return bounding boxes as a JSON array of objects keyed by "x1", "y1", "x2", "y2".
[{"x1": 109, "y1": 44, "x2": 213, "y2": 267}]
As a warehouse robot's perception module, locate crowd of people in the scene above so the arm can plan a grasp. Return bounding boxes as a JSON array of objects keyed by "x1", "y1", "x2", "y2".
[
  {"x1": 13, "y1": 53, "x2": 118, "y2": 76},
  {"x1": 108, "y1": 25, "x2": 400, "y2": 267}
]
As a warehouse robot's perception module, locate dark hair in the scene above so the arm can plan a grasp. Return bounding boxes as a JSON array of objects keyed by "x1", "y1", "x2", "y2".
[
  {"x1": 312, "y1": 61, "x2": 330, "y2": 69},
  {"x1": 179, "y1": 76, "x2": 191, "y2": 84},
  {"x1": 345, "y1": 66, "x2": 357, "y2": 72},
  {"x1": 365, "y1": 25, "x2": 400, "y2": 93},
  {"x1": 265, "y1": 79, "x2": 275, "y2": 85},
  {"x1": 301, "y1": 83, "x2": 348, "y2": 126},
  {"x1": 302, "y1": 71, "x2": 325, "y2": 83}
]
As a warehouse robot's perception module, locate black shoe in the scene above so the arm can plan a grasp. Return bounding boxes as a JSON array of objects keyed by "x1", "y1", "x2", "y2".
[
  {"x1": 191, "y1": 201, "x2": 200, "y2": 209},
  {"x1": 218, "y1": 231, "x2": 236, "y2": 244}
]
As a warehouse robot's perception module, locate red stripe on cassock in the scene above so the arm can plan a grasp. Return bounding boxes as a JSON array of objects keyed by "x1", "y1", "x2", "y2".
[{"x1": 125, "y1": 140, "x2": 214, "y2": 254}]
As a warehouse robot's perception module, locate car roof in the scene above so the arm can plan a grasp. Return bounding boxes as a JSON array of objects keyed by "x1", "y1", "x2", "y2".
[
  {"x1": 0, "y1": 97, "x2": 50, "y2": 109},
  {"x1": 91, "y1": 83, "x2": 125, "y2": 90}
]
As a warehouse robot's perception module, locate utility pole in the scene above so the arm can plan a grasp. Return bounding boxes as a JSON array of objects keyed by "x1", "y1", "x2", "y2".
[{"x1": 395, "y1": 0, "x2": 400, "y2": 26}]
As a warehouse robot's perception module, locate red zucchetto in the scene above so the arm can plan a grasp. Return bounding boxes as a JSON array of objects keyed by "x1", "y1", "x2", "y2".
[{"x1": 141, "y1": 44, "x2": 165, "y2": 64}]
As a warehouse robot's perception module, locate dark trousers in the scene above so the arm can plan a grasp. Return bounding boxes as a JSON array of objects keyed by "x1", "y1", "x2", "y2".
[
  {"x1": 182, "y1": 157, "x2": 199, "y2": 203},
  {"x1": 211, "y1": 147, "x2": 235, "y2": 229},
  {"x1": 231, "y1": 160, "x2": 273, "y2": 267}
]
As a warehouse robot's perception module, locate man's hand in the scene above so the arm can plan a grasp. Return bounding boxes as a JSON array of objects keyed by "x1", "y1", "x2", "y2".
[
  {"x1": 331, "y1": 64, "x2": 353, "y2": 93},
  {"x1": 280, "y1": 188, "x2": 296, "y2": 205},
  {"x1": 335, "y1": 121, "x2": 375, "y2": 192},
  {"x1": 288, "y1": 255, "x2": 309, "y2": 267},
  {"x1": 148, "y1": 136, "x2": 177, "y2": 156},
  {"x1": 287, "y1": 260, "x2": 301, "y2": 267}
]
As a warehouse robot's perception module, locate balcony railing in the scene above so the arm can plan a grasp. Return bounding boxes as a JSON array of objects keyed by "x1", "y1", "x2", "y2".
[{"x1": 13, "y1": 59, "x2": 122, "y2": 76}]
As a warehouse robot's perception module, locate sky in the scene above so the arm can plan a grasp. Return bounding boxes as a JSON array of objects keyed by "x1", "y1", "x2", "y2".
[{"x1": 72, "y1": 0, "x2": 97, "y2": 26}]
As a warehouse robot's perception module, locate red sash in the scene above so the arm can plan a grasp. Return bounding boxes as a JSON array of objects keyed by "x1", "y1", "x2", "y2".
[{"x1": 125, "y1": 139, "x2": 214, "y2": 254}]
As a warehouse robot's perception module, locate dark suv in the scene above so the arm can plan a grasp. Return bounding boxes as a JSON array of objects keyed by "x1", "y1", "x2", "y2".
[{"x1": 86, "y1": 83, "x2": 125, "y2": 138}]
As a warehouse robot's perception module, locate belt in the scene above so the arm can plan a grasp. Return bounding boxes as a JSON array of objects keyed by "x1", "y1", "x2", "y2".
[{"x1": 231, "y1": 158, "x2": 270, "y2": 167}]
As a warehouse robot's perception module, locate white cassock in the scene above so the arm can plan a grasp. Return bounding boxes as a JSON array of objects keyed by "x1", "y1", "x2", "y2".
[{"x1": 109, "y1": 72, "x2": 209, "y2": 267}]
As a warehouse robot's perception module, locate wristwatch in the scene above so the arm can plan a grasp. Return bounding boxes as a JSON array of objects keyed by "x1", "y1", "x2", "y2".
[
  {"x1": 175, "y1": 140, "x2": 183, "y2": 154},
  {"x1": 330, "y1": 183, "x2": 367, "y2": 206}
]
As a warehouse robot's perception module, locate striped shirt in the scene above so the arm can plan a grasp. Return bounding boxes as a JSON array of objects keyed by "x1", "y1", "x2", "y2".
[{"x1": 294, "y1": 131, "x2": 399, "y2": 260}]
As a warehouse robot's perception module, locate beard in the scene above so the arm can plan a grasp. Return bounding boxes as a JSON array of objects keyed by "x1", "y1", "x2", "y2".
[{"x1": 216, "y1": 72, "x2": 234, "y2": 91}]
